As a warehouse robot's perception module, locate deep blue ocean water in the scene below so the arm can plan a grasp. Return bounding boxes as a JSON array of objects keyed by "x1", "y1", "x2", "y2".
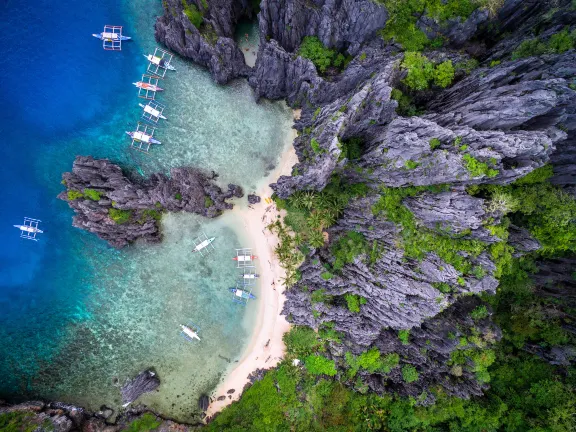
[{"x1": 0, "y1": 0, "x2": 292, "y2": 418}]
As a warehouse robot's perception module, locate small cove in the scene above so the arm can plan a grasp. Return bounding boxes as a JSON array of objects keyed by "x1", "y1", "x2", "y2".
[{"x1": 0, "y1": 0, "x2": 292, "y2": 421}]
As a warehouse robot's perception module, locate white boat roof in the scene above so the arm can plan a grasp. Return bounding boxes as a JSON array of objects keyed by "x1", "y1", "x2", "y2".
[
  {"x1": 235, "y1": 290, "x2": 244, "y2": 297},
  {"x1": 133, "y1": 131, "x2": 150, "y2": 142},
  {"x1": 237, "y1": 255, "x2": 252, "y2": 262},
  {"x1": 102, "y1": 32, "x2": 119, "y2": 39},
  {"x1": 144, "y1": 105, "x2": 160, "y2": 116},
  {"x1": 150, "y1": 55, "x2": 162, "y2": 64}
]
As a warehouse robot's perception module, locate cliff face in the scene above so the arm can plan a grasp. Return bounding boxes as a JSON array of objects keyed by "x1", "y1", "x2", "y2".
[
  {"x1": 154, "y1": 0, "x2": 251, "y2": 84},
  {"x1": 58, "y1": 156, "x2": 242, "y2": 248}
]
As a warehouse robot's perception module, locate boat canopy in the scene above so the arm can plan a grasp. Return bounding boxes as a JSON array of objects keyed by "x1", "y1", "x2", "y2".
[
  {"x1": 143, "y1": 105, "x2": 160, "y2": 117},
  {"x1": 133, "y1": 131, "x2": 150, "y2": 142},
  {"x1": 102, "y1": 32, "x2": 119, "y2": 39}
]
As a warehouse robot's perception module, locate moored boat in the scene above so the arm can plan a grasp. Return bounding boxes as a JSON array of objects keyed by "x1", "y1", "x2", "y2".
[
  {"x1": 229, "y1": 287, "x2": 256, "y2": 300},
  {"x1": 233, "y1": 255, "x2": 258, "y2": 262},
  {"x1": 180, "y1": 324, "x2": 201, "y2": 341},
  {"x1": 192, "y1": 237, "x2": 215, "y2": 253},
  {"x1": 143, "y1": 54, "x2": 176, "y2": 71},
  {"x1": 125, "y1": 130, "x2": 161, "y2": 145},
  {"x1": 139, "y1": 103, "x2": 167, "y2": 120},
  {"x1": 133, "y1": 81, "x2": 164, "y2": 92},
  {"x1": 92, "y1": 32, "x2": 131, "y2": 41}
]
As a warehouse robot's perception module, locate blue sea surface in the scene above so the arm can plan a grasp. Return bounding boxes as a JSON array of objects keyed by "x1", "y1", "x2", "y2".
[{"x1": 0, "y1": 0, "x2": 292, "y2": 419}]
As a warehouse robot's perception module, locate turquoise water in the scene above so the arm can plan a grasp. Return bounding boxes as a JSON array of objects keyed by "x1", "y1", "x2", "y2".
[{"x1": 0, "y1": 0, "x2": 292, "y2": 421}]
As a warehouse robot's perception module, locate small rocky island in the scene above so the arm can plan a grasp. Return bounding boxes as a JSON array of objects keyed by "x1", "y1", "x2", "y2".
[{"x1": 58, "y1": 156, "x2": 243, "y2": 248}]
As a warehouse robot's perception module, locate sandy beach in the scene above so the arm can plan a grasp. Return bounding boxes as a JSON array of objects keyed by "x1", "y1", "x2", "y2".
[{"x1": 205, "y1": 114, "x2": 299, "y2": 417}]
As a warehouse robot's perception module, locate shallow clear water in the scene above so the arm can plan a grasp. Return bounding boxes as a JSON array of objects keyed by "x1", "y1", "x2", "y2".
[{"x1": 0, "y1": 0, "x2": 291, "y2": 421}]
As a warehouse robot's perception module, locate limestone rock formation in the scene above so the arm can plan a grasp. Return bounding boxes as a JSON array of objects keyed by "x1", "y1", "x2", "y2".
[
  {"x1": 121, "y1": 370, "x2": 160, "y2": 405},
  {"x1": 58, "y1": 156, "x2": 242, "y2": 248},
  {"x1": 154, "y1": 0, "x2": 252, "y2": 83}
]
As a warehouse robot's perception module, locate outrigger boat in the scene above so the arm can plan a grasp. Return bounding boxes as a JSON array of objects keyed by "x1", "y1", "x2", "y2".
[
  {"x1": 139, "y1": 103, "x2": 167, "y2": 120},
  {"x1": 144, "y1": 54, "x2": 176, "y2": 71},
  {"x1": 133, "y1": 81, "x2": 164, "y2": 92},
  {"x1": 180, "y1": 324, "x2": 201, "y2": 341},
  {"x1": 14, "y1": 217, "x2": 43, "y2": 241},
  {"x1": 125, "y1": 130, "x2": 161, "y2": 145},
  {"x1": 241, "y1": 272, "x2": 260, "y2": 280},
  {"x1": 192, "y1": 237, "x2": 216, "y2": 253},
  {"x1": 229, "y1": 287, "x2": 256, "y2": 300},
  {"x1": 92, "y1": 32, "x2": 131, "y2": 42},
  {"x1": 233, "y1": 254, "x2": 257, "y2": 262}
]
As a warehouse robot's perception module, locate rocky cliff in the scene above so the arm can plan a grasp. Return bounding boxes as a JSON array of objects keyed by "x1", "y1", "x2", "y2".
[{"x1": 58, "y1": 156, "x2": 242, "y2": 248}]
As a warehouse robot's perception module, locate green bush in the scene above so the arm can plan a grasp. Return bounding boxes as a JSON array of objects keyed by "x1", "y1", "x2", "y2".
[
  {"x1": 204, "y1": 196, "x2": 214, "y2": 208},
  {"x1": 182, "y1": 1, "x2": 203, "y2": 28},
  {"x1": 402, "y1": 365, "x2": 419, "y2": 383},
  {"x1": 433, "y1": 60, "x2": 455, "y2": 88},
  {"x1": 311, "y1": 289, "x2": 329, "y2": 304},
  {"x1": 463, "y1": 154, "x2": 499, "y2": 178},
  {"x1": 310, "y1": 138, "x2": 321, "y2": 154},
  {"x1": 548, "y1": 27, "x2": 576, "y2": 53},
  {"x1": 321, "y1": 271, "x2": 333, "y2": 280},
  {"x1": 331, "y1": 231, "x2": 367, "y2": 270},
  {"x1": 283, "y1": 326, "x2": 320, "y2": 356},
  {"x1": 305, "y1": 355, "x2": 337, "y2": 376},
  {"x1": 470, "y1": 305, "x2": 489, "y2": 320},
  {"x1": 398, "y1": 329, "x2": 410, "y2": 345},
  {"x1": 83, "y1": 188, "x2": 102, "y2": 201},
  {"x1": 67, "y1": 190, "x2": 84, "y2": 200},
  {"x1": 401, "y1": 52, "x2": 434, "y2": 90},
  {"x1": 390, "y1": 88, "x2": 421, "y2": 116},
  {"x1": 124, "y1": 413, "x2": 161, "y2": 432},
  {"x1": 429, "y1": 138, "x2": 441, "y2": 150},
  {"x1": 109, "y1": 208, "x2": 132, "y2": 224},
  {"x1": 404, "y1": 159, "x2": 420, "y2": 169},
  {"x1": 174, "y1": 192, "x2": 182, "y2": 200},
  {"x1": 340, "y1": 138, "x2": 363, "y2": 160},
  {"x1": 298, "y1": 36, "x2": 340, "y2": 73},
  {"x1": 345, "y1": 294, "x2": 366, "y2": 313}
]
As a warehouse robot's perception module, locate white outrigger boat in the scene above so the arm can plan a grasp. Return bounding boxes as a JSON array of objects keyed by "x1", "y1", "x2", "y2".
[
  {"x1": 14, "y1": 217, "x2": 43, "y2": 241},
  {"x1": 139, "y1": 103, "x2": 167, "y2": 120},
  {"x1": 125, "y1": 130, "x2": 161, "y2": 145},
  {"x1": 144, "y1": 54, "x2": 176, "y2": 71},
  {"x1": 193, "y1": 236, "x2": 215, "y2": 253},
  {"x1": 180, "y1": 324, "x2": 201, "y2": 342},
  {"x1": 133, "y1": 81, "x2": 164, "y2": 92},
  {"x1": 92, "y1": 32, "x2": 131, "y2": 42}
]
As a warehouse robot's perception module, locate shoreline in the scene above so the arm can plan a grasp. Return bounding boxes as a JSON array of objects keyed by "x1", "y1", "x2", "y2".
[{"x1": 205, "y1": 112, "x2": 299, "y2": 417}]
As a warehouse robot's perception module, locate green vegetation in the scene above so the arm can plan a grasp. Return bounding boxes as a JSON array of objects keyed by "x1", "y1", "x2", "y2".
[
  {"x1": 83, "y1": 188, "x2": 102, "y2": 201},
  {"x1": 463, "y1": 154, "x2": 499, "y2": 178},
  {"x1": 310, "y1": 138, "x2": 321, "y2": 154},
  {"x1": 390, "y1": 88, "x2": 421, "y2": 116},
  {"x1": 297, "y1": 36, "x2": 346, "y2": 73},
  {"x1": 512, "y1": 27, "x2": 576, "y2": 59},
  {"x1": 67, "y1": 190, "x2": 84, "y2": 200},
  {"x1": 401, "y1": 52, "x2": 454, "y2": 90},
  {"x1": 429, "y1": 137, "x2": 441, "y2": 150},
  {"x1": 140, "y1": 209, "x2": 162, "y2": 222},
  {"x1": 398, "y1": 329, "x2": 410, "y2": 344},
  {"x1": 182, "y1": 0, "x2": 203, "y2": 28},
  {"x1": 345, "y1": 294, "x2": 367, "y2": 313},
  {"x1": 378, "y1": 0, "x2": 494, "y2": 51},
  {"x1": 123, "y1": 413, "x2": 161, "y2": 432},
  {"x1": 404, "y1": 159, "x2": 420, "y2": 169},
  {"x1": 305, "y1": 355, "x2": 337, "y2": 376},
  {"x1": 340, "y1": 137, "x2": 363, "y2": 160},
  {"x1": 331, "y1": 231, "x2": 367, "y2": 270},
  {"x1": 204, "y1": 196, "x2": 214, "y2": 208},
  {"x1": 470, "y1": 305, "x2": 489, "y2": 320},
  {"x1": 0, "y1": 411, "x2": 45, "y2": 432},
  {"x1": 174, "y1": 192, "x2": 182, "y2": 200},
  {"x1": 402, "y1": 365, "x2": 419, "y2": 383},
  {"x1": 108, "y1": 208, "x2": 132, "y2": 224}
]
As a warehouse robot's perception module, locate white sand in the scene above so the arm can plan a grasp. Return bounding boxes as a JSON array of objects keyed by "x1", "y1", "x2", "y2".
[{"x1": 205, "y1": 114, "x2": 299, "y2": 417}]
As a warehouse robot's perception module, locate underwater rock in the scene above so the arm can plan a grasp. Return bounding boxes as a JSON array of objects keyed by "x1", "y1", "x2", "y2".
[
  {"x1": 198, "y1": 394, "x2": 209, "y2": 411},
  {"x1": 121, "y1": 370, "x2": 160, "y2": 405},
  {"x1": 58, "y1": 156, "x2": 241, "y2": 248},
  {"x1": 226, "y1": 389, "x2": 235, "y2": 394},
  {"x1": 216, "y1": 396, "x2": 226, "y2": 401}
]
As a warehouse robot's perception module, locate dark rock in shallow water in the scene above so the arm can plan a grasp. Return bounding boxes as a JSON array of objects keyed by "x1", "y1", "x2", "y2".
[
  {"x1": 247, "y1": 194, "x2": 260, "y2": 204},
  {"x1": 121, "y1": 369, "x2": 160, "y2": 405},
  {"x1": 226, "y1": 388, "x2": 235, "y2": 394},
  {"x1": 198, "y1": 394, "x2": 209, "y2": 411},
  {"x1": 216, "y1": 395, "x2": 226, "y2": 401},
  {"x1": 58, "y1": 156, "x2": 241, "y2": 248}
]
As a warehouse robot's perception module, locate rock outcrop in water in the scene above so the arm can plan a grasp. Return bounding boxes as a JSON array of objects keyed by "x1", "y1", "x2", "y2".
[
  {"x1": 0, "y1": 400, "x2": 199, "y2": 431},
  {"x1": 121, "y1": 370, "x2": 160, "y2": 405},
  {"x1": 58, "y1": 156, "x2": 242, "y2": 248},
  {"x1": 154, "y1": 0, "x2": 253, "y2": 84}
]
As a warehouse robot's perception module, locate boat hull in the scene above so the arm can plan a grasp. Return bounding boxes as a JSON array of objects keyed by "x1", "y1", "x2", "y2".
[
  {"x1": 92, "y1": 33, "x2": 131, "y2": 41},
  {"x1": 229, "y1": 288, "x2": 256, "y2": 300}
]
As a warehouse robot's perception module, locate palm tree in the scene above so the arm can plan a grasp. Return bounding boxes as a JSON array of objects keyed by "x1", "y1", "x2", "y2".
[
  {"x1": 307, "y1": 211, "x2": 325, "y2": 230},
  {"x1": 309, "y1": 230, "x2": 325, "y2": 248},
  {"x1": 301, "y1": 191, "x2": 316, "y2": 210}
]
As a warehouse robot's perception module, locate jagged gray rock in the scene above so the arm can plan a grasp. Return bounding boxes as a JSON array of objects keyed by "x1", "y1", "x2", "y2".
[
  {"x1": 58, "y1": 156, "x2": 242, "y2": 248},
  {"x1": 258, "y1": 0, "x2": 388, "y2": 55},
  {"x1": 121, "y1": 370, "x2": 160, "y2": 405},
  {"x1": 154, "y1": 0, "x2": 251, "y2": 84}
]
